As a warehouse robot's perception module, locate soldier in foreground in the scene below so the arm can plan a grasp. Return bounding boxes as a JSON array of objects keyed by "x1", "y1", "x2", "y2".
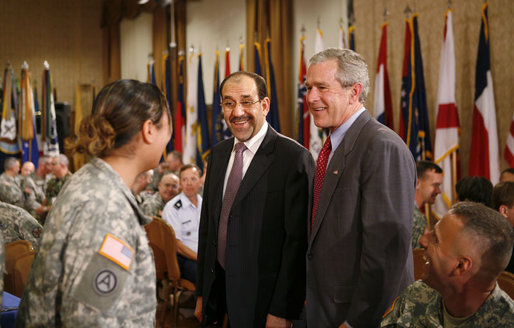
[
  {"x1": 382, "y1": 202, "x2": 514, "y2": 327},
  {"x1": 17, "y1": 79, "x2": 172, "y2": 327}
]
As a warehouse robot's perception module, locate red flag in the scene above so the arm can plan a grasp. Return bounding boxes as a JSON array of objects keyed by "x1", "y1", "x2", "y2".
[
  {"x1": 373, "y1": 22, "x2": 393, "y2": 130},
  {"x1": 505, "y1": 114, "x2": 514, "y2": 168},
  {"x1": 469, "y1": 3, "x2": 500, "y2": 183},
  {"x1": 297, "y1": 34, "x2": 309, "y2": 148},
  {"x1": 433, "y1": 10, "x2": 460, "y2": 218},
  {"x1": 225, "y1": 48, "x2": 231, "y2": 78}
]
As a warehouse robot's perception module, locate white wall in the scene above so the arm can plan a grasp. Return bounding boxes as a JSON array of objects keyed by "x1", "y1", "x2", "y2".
[
  {"x1": 120, "y1": 12, "x2": 154, "y2": 82},
  {"x1": 186, "y1": 0, "x2": 246, "y2": 104}
]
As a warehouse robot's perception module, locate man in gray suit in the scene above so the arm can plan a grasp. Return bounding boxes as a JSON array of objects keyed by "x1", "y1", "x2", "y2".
[{"x1": 305, "y1": 48, "x2": 416, "y2": 327}]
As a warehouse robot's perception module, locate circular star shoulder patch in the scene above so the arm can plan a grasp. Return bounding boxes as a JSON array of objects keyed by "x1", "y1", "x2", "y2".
[{"x1": 93, "y1": 269, "x2": 118, "y2": 295}]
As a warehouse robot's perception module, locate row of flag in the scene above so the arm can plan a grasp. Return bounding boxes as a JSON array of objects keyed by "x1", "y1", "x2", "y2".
[
  {"x1": 148, "y1": 38, "x2": 282, "y2": 172},
  {"x1": 297, "y1": 3, "x2": 512, "y2": 217},
  {"x1": 0, "y1": 61, "x2": 60, "y2": 168}
]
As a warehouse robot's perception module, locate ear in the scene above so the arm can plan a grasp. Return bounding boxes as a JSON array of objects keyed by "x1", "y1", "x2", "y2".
[
  {"x1": 350, "y1": 83, "x2": 363, "y2": 103},
  {"x1": 260, "y1": 97, "x2": 271, "y2": 116},
  {"x1": 452, "y1": 256, "x2": 472, "y2": 276},
  {"x1": 499, "y1": 205, "x2": 509, "y2": 218},
  {"x1": 141, "y1": 119, "x2": 155, "y2": 144}
]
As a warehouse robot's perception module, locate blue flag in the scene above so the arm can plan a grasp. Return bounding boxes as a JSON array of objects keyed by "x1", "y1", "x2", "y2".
[
  {"x1": 163, "y1": 53, "x2": 174, "y2": 156},
  {"x1": 196, "y1": 54, "x2": 210, "y2": 171},
  {"x1": 265, "y1": 39, "x2": 281, "y2": 132}
]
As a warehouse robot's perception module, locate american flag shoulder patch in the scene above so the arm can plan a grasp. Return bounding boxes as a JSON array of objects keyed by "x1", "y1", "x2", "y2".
[{"x1": 99, "y1": 233, "x2": 134, "y2": 271}]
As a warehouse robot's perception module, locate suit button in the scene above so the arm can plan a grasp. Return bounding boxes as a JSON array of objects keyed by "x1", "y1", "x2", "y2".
[
  {"x1": 212, "y1": 241, "x2": 217, "y2": 246},
  {"x1": 211, "y1": 268, "x2": 215, "y2": 273},
  {"x1": 307, "y1": 253, "x2": 313, "y2": 260}
]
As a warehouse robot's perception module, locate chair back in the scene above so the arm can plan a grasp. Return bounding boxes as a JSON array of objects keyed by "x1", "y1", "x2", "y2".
[
  {"x1": 13, "y1": 250, "x2": 36, "y2": 297},
  {"x1": 144, "y1": 217, "x2": 181, "y2": 282},
  {"x1": 498, "y1": 271, "x2": 514, "y2": 299},
  {"x1": 412, "y1": 248, "x2": 425, "y2": 281},
  {"x1": 4, "y1": 240, "x2": 33, "y2": 294}
]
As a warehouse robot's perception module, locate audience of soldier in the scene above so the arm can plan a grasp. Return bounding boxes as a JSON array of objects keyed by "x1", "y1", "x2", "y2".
[
  {"x1": 162, "y1": 164, "x2": 202, "y2": 283},
  {"x1": 20, "y1": 161, "x2": 35, "y2": 177},
  {"x1": 500, "y1": 168, "x2": 514, "y2": 183},
  {"x1": 456, "y1": 176, "x2": 493, "y2": 208},
  {"x1": 21, "y1": 156, "x2": 52, "y2": 220},
  {"x1": 0, "y1": 157, "x2": 25, "y2": 208},
  {"x1": 131, "y1": 169, "x2": 154, "y2": 206},
  {"x1": 382, "y1": 201, "x2": 514, "y2": 327},
  {"x1": 413, "y1": 161, "x2": 443, "y2": 249},
  {"x1": 0, "y1": 201, "x2": 43, "y2": 251},
  {"x1": 148, "y1": 151, "x2": 183, "y2": 191},
  {"x1": 492, "y1": 181, "x2": 514, "y2": 274},
  {"x1": 141, "y1": 171, "x2": 179, "y2": 217}
]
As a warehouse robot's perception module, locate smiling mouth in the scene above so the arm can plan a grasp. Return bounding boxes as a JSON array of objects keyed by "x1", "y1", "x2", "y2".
[
  {"x1": 312, "y1": 107, "x2": 327, "y2": 112},
  {"x1": 230, "y1": 117, "x2": 251, "y2": 125}
]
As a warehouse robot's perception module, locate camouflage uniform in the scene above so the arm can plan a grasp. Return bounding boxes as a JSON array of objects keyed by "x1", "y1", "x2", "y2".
[
  {"x1": 21, "y1": 172, "x2": 46, "y2": 216},
  {"x1": 45, "y1": 172, "x2": 72, "y2": 204},
  {"x1": 381, "y1": 280, "x2": 514, "y2": 327},
  {"x1": 0, "y1": 201, "x2": 42, "y2": 251},
  {"x1": 0, "y1": 231, "x2": 4, "y2": 306},
  {"x1": 17, "y1": 158, "x2": 156, "y2": 327},
  {"x1": 141, "y1": 191, "x2": 165, "y2": 218},
  {"x1": 412, "y1": 204, "x2": 427, "y2": 249},
  {"x1": 0, "y1": 172, "x2": 25, "y2": 208}
]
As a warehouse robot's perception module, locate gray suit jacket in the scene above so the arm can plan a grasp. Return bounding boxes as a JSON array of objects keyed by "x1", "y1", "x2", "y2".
[{"x1": 306, "y1": 110, "x2": 416, "y2": 327}]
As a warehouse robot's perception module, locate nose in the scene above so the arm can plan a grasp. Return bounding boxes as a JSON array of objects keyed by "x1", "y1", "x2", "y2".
[
  {"x1": 306, "y1": 88, "x2": 319, "y2": 104},
  {"x1": 232, "y1": 103, "x2": 245, "y2": 117}
]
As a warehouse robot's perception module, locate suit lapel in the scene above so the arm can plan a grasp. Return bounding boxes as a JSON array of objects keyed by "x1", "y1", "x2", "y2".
[
  {"x1": 210, "y1": 139, "x2": 233, "y2": 226},
  {"x1": 309, "y1": 111, "x2": 371, "y2": 244},
  {"x1": 234, "y1": 127, "x2": 276, "y2": 203}
]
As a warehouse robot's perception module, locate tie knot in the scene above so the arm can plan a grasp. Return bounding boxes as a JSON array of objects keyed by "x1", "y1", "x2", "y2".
[{"x1": 234, "y1": 142, "x2": 247, "y2": 153}]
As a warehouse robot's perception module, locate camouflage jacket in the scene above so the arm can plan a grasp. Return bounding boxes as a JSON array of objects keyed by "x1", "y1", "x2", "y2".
[
  {"x1": 45, "y1": 172, "x2": 72, "y2": 202},
  {"x1": 0, "y1": 231, "x2": 4, "y2": 306},
  {"x1": 0, "y1": 172, "x2": 25, "y2": 208},
  {"x1": 412, "y1": 204, "x2": 427, "y2": 249},
  {"x1": 0, "y1": 201, "x2": 42, "y2": 250},
  {"x1": 141, "y1": 192, "x2": 165, "y2": 218},
  {"x1": 381, "y1": 280, "x2": 514, "y2": 327},
  {"x1": 21, "y1": 173, "x2": 46, "y2": 215},
  {"x1": 17, "y1": 158, "x2": 156, "y2": 327}
]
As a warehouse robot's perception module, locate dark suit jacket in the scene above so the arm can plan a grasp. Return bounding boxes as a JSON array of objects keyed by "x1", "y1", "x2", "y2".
[
  {"x1": 306, "y1": 110, "x2": 416, "y2": 327},
  {"x1": 197, "y1": 127, "x2": 315, "y2": 327}
]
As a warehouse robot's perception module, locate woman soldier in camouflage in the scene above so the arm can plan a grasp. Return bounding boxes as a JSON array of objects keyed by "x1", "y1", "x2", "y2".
[{"x1": 17, "y1": 80, "x2": 172, "y2": 327}]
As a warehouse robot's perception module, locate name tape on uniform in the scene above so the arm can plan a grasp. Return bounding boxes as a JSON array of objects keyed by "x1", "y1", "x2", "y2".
[{"x1": 99, "y1": 234, "x2": 134, "y2": 271}]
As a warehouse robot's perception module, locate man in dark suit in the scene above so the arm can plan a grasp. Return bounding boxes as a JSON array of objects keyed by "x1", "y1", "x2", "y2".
[
  {"x1": 305, "y1": 48, "x2": 416, "y2": 327},
  {"x1": 195, "y1": 71, "x2": 314, "y2": 327}
]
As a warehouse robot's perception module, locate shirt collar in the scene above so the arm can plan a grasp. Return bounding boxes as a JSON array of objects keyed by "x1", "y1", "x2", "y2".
[
  {"x1": 233, "y1": 121, "x2": 268, "y2": 155},
  {"x1": 329, "y1": 107, "x2": 366, "y2": 152}
]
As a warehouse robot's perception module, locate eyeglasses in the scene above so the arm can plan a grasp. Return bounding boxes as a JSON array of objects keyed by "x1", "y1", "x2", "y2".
[{"x1": 220, "y1": 99, "x2": 261, "y2": 111}]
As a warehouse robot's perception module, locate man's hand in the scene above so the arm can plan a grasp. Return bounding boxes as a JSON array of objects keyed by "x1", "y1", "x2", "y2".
[
  {"x1": 265, "y1": 314, "x2": 292, "y2": 328},
  {"x1": 194, "y1": 296, "x2": 202, "y2": 322}
]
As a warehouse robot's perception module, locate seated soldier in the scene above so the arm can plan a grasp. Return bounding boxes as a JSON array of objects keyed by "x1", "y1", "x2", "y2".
[
  {"x1": 0, "y1": 201, "x2": 43, "y2": 250},
  {"x1": 382, "y1": 201, "x2": 514, "y2": 327},
  {"x1": 131, "y1": 169, "x2": 153, "y2": 206},
  {"x1": 413, "y1": 161, "x2": 443, "y2": 249},
  {"x1": 22, "y1": 156, "x2": 51, "y2": 220},
  {"x1": 21, "y1": 161, "x2": 35, "y2": 177},
  {"x1": 162, "y1": 164, "x2": 202, "y2": 283},
  {"x1": 500, "y1": 168, "x2": 514, "y2": 183},
  {"x1": 456, "y1": 176, "x2": 493, "y2": 207},
  {"x1": 0, "y1": 157, "x2": 25, "y2": 208},
  {"x1": 141, "y1": 172, "x2": 179, "y2": 217},
  {"x1": 147, "y1": 151, "x2": 183, "y2": 192},
  {"x1": 492, "y1": 181, "x2": 514, "y2": 273}
]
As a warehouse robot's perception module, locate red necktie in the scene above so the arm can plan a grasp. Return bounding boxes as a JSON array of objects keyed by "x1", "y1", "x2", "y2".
[{"x1": 312, "y1": 136, "x2": 332, "y2": 226}]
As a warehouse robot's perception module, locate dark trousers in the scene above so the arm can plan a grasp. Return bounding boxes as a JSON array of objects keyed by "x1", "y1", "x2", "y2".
[
  {"x1": 177, "y1": 253, "x2": 197, "y2": 283},
  {"x1": 203, "y1": 261, "x2": 229, "y2": 328}
]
